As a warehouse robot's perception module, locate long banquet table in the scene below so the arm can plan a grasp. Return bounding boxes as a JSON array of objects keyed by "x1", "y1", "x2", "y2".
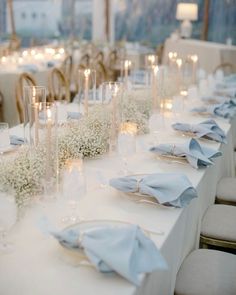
[{"x1": 0, "y1": 101, "x2": 235, "y2": 295}]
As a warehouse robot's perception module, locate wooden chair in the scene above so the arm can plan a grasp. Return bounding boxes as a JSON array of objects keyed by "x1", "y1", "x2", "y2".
[
  {"x1": 61, "y1": 54, "x2": 73, "y2": 86},
  {"x1": 107, "y1": 49, "x2": 120, "y2": 81},
  {"x1": 200, "y1": 204, "x2": 236, "y2": 250},
  {"x1": 0, "y1": 90, "x2": 4, "y2": 122},
  {"x1": 48, "y1": 68, "x2": 70, "y2": 102},
  {"x1": 214, "y1": 63, "x2": 235, "y2": 76},
  {"x1": 15, "y1": 72, "x2": 37, "y2": 123},
  {"x1": 94, "y1": 61, "x2": 108, "y2": 87},
  {"x1": 215, "y1": 177, "x2": 236, "y2": 206},
  {"x1": 175, "y1": 249, "x2": 236, "y2": 295},
  {"x1": 80, "y1": 54, "x2": 90, "y2": 68},
  {"x1": 71, "y1": 63, "x2": 86, "y2": 97},
  {"x1": 156, "y1": 43, "x2": 164, "y2": 64},
  {"x1": 94, "y1": 51, "x2": 104, "y2": 64}
]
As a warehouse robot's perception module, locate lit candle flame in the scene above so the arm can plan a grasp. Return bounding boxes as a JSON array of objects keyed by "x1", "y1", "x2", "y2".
[
  {"x1": 84, "y1": 69, "x2": 91, "y2": 78},
  {"x1": 191, "y1": 55, "x2": 198, "y2": 63},
  {"x1": 176, "y1": 58, "x2": 182, "y2": 68},
  {"x1": 124, "y1": 60, "x2": 131, "y2": 69}
]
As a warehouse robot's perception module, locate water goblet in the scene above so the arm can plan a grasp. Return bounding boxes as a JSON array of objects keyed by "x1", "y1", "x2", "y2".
[{"x1": 61, "y1": 157, "x2": 87, "y2": 225}]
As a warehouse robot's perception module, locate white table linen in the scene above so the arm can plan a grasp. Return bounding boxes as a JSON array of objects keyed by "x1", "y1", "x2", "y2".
[
  {"x1": 163, "y1": 38, "x2": 236, "y2": 74},
  {"x1": 0, "y1": 103, "x2": 235, "y2": 295}
]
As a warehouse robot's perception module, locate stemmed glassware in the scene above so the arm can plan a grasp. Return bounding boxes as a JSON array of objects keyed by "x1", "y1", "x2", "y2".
[
  {"x1": 117, "y1": 122, "x2": 137, "y2": 175},
  {"x1": 61, "y1": 156, "x2": 87, "y2": 224}
]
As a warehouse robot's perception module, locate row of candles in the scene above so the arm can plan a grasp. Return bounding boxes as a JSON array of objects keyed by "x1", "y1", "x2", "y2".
[
  {"x1": 0, "y1": 46, "x2": 65, "y2": 67},
  {"x1": 23, "y1": 48, "x2": 199, "y2": 191}
]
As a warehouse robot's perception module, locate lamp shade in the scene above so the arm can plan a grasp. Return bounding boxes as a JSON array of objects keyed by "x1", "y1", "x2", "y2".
[{"x1": 176, "y1": 3, "x2": 198, "y2": 21}]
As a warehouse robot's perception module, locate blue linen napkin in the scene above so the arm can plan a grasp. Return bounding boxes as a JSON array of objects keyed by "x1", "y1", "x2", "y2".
[
  {"x1": 109, "y1": 173, "x2": 197, "y2": 208},
  {"x1": 10, "y1": 135, "x2": 25, "y2": 145},
  {"x1": 52, "y1": 224, "x2": 168, "y2": 285},
  {"x1": 150, "y1": 138, "x2": 222, "y2": 169},
  {"x1": 67, "y1": 112, "x2": 82, "y2": 120},
  {"x1": 172, "y1": 119, "x2": 227, "y2": 143},
  {"x1": 191, "y1": 101, "x2": 236, "y2": 119}
]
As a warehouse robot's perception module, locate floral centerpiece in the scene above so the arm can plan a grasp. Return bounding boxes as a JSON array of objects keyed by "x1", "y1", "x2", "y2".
[{"x1": 0, "y1": 96, "x2": 151, "y2": 207}]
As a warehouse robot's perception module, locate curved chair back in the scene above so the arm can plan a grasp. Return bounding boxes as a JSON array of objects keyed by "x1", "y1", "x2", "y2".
[
  {"x1": 15, "y1": 72, "x2": 37, "y2": 123},
  {"x1": 94, "y1": 51, "x2": 104, "y2": 63},
  {"x1": 108, "y1": 49, "x2": 118, "y2": 69},
  {"x1": 61, "y1": 54, "x2": 73, "y2": 85},
  {"x1": 94, "y1": 61, "x2": 107, "y2": 87},
  {"x1": 80, "y1": 54, "x2": 90, "y2": 67},
  {"x1": 48, "y1": 68, "x2": 70, "y2": 102},
  {"x1": 214, "y1": 63, "x2": 235, "y2": 76}
]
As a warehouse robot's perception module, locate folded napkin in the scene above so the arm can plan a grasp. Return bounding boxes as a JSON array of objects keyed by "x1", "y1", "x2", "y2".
[
  {"x1": 191, "y1": 101, "x2": 236, "y2": 119},
  {"x1": 110, "y1": 173, "x2": 197, "y2": 208},
  {"x1": 172, "y1": 119, "x2": 226, "y2": 143},
  {"x1": 67, "y1": 112, "x2": 82, "y2": 120},
  {"x1": 150, "y1": 138, "x2": 222, "y2": 169},
  {"x1": 10, "y1": 135, "x2": 25, "y2": 145},
  {"x1": 52, "y1": 224, "x2": 167, "y2": 285}
]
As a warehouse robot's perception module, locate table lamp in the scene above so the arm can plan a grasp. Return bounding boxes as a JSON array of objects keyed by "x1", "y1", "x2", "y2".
[{"x1": 176, "y1": 3, "x2": 198, "y2": 38}]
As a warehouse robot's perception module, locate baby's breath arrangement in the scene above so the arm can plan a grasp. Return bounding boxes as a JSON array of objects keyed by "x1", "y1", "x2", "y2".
[
  {"x1": 0, "y1": 101, "x2": 149, "y2": 206},
  {"x1": 0, "y1": 146, "x2": 45, "y2": 207},
  {"x1": 58, "y1": 105, "x2": 111, "y2": 166},
  {"x1": 124, "y1": 88, "x2": 152, "y2": 119}
]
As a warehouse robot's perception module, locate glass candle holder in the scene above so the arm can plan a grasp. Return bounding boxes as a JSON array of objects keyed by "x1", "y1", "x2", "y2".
[
  {"x1": 23, "y1": 86, "x2": 46, "y2": 144},
  {"x1": 61, "y1": 156, "x2": 86, "y2": 224},
  {"x1": 28, "y1": 102, "x2": 58, "y2": 197},
  {"x1": 101, "y1": 82, "x2": 123, "y2": 154},
  {"x1": 78, "y1": 69, "x2": 96, "y2": 116},
  {"x1": 190, "y1": 54, "x2": 198, "y2": 84},
  {"x1": 120, "y1": 60, "x2": 132, "y2": 89}
]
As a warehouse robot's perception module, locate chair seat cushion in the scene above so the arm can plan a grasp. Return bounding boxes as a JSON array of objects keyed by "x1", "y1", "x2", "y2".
[
  {"x1": 216, "y1": 177, "x2": 236, "y2": 202},
  {"x1": 201, "y1": 205, "x2": 236, "y2": 242},
  {"x1": 175, "y1": 249, "x2": 236, "y2": 295}
]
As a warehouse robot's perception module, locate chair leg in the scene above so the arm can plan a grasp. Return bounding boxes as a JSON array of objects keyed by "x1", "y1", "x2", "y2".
[{"x1": 199, "y1": 238, "x2": 208, "y2": 249}]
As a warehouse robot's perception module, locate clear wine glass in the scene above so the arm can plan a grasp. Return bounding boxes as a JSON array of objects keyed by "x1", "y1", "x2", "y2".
[
  {"x1": 0, "y1": 192, "x2": 17, "y2": 253},
  {"x1": 61, "y1": 157, "x2": 87, "y2": 225},
  {"x1": 148, "y1": 111, "x2": 165, "y2": 145},
  {"x1": 117, "y1": 130, "x2": 136, "y2": 175}
]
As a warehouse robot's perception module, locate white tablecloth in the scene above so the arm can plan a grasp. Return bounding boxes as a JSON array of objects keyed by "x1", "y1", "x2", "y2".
[
  {"x1": 163, "y1": 38, "x2": 236, "y2": 74},
  {"x1": 0, "y1": 105, "x2": 235, "y2": 295}
]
